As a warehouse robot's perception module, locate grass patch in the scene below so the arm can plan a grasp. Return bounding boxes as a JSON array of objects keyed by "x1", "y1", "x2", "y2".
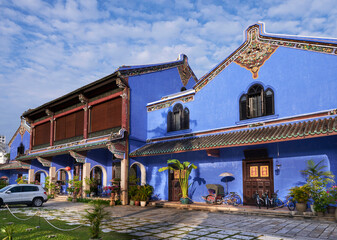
[{"x1": 0, "y1": 209, "x2": 134, "y2": 240}]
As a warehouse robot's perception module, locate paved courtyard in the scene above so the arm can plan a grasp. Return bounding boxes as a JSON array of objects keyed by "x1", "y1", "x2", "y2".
[{"x1": 2, "y1": 200, "x2": 337, "y2": 240}]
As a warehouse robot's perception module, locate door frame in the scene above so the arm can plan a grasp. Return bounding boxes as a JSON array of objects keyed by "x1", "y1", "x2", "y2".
[{"x1": 242, "y1": 158, "x2": 274, "y2": 205}]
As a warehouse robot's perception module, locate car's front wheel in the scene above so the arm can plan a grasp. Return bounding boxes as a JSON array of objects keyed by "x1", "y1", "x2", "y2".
[{"x1": 32, "y1": 197, "x2": 43, "y2": 207}]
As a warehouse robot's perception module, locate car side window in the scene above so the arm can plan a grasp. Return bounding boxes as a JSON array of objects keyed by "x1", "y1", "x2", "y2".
[
  {"x1": 9, "y1": 186, "x2": 22, "y2": 193},
  {"x1": 22, "y1": 186, "x2": 39, "y2": 192}
]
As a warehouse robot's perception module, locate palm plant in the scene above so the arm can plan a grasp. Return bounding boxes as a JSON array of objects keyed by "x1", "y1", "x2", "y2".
[
  {"x1": 83, "y1": 202, "x2": 110, "y2": 239},
  {"x1": 159, "y1": 159, "x2": 197, "y2": 199},
  {"x1": 301, "y1": 160, "x2": 335, "y2": 185}
]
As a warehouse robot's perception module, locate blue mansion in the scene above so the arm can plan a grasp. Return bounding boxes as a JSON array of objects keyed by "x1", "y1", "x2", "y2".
[{"x1": 2, "y1": 23, "x2": 337, "y2": 205}]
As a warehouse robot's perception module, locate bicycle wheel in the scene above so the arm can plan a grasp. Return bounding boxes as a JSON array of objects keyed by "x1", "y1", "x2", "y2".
[
  {"x1": 275, "y1": 198, "x2": 284, "y2": 208},
  {"x1": 256, "y1": 198, "x2": 261, "y2": 209},
  {"x1": 232, "y1": 193, "x2": 242, "y2": 205},
  {"x1": 288, "y1": 201, "x2": 296, "y2": 211}
]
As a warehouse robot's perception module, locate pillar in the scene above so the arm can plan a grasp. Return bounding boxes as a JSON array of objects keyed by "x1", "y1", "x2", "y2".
[
  {"x1": 120, "y1": 157, "x2": 129, "y2": 205},
  {"x1": 82, "y1": 162, "x2": 91, "y2": 197},
  {"x1": 49, "y1": 167, "x2": 56, "y2": 195},
  {"x1": 28, "y1": 169, "x2": 35, "y2": 184}
]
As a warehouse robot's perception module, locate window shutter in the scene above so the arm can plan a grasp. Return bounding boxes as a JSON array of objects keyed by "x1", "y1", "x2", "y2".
[
  {"x1": 260, "y1": 88, "x2": 265, "y2": 116},
  {"x1": 265, "y1": 89, "x2": 274, "y2": 115},
  {"x1": 167, "y1": 111, "x2": 173, "y2": 132},
  {"x1": 240, "y1": 95, "x2": 247, "y2": 120},
  {"x1": 183, "y1": 108, "x2": 189, "y2": 129}
]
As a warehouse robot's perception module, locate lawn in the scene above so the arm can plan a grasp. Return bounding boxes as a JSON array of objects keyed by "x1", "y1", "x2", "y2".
[{"x1": 0, "y1": 209, "x2": 135, "y2": 240}]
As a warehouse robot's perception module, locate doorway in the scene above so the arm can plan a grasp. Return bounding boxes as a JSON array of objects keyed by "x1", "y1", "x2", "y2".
[
  {"x1": 242, "y1": 158, "x2": 274, "y2": 205},
  {"x1": 169, "y1": 169, "x2": 182, "y2": 201}
]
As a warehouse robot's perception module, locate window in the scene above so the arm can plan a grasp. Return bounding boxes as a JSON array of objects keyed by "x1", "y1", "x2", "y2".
[
  {"x1": 55, "y1": 110, "x2": 84, "y2": 141},
  {"x1": 10, "y1": 186, "x2": 22, "y2": 193},
  {"x1": 240, "y1": 84, "x2": 274, "y2": 120},
  {"x1": 34, "y1": 121, "x2": 50, "y2": 146},
  {"x1": 167, "y1": 103, "x2": 189, "y2": 132},
  {"x1": 22, "y1": 186, "x2": 39, "y2": 192},
  {"x1": 90, "y1": 97, "x2": 122, "y2": 133},
  {"x1": 17, "y1": 143, "x2": 25, "y2": 155}
]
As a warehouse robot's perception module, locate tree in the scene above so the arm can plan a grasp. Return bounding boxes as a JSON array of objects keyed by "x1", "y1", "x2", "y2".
[{"x1": 159, "y1": 159, "x2": 197, "y2": 199}]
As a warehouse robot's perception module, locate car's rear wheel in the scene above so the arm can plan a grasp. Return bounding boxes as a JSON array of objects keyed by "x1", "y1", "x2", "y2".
[{"x1": 32, "y1": 197, "x2": 43, "y2": 207}]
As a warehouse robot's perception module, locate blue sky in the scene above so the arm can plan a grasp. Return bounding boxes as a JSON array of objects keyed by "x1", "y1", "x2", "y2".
[{"x1": 1, "y1": 0, "x2": 337, "y2": 144}]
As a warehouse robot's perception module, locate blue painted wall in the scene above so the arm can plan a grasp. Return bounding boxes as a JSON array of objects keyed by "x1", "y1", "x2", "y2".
[
  {"x1": 10, "y1": 131, "x2": 30, "y2": 160},
  {"x1": 128, "y1": 67, "x2": 196, "y2": 151},
  {"x1": 132, "y1": 135, "x2": 337, "y2": 203},
  {"x1": 147, "y1": 48, "x2": 337, "y2": 139},
  {"x1": 86, "y1": 148, "x2": 113, "y2": 185}
]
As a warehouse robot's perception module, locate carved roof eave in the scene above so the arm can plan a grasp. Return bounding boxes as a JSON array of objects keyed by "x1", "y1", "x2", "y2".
[
  {"x1": 15, "y1": 128, "x2": 128, "y2": 161},
  {"x1": 193, "y1": 22, "x2": 337, "y2": 93}
]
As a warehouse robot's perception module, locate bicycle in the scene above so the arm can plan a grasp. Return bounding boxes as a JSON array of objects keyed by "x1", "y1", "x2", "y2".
[
  {"x1": 222, "y1": 192, "x2": 242, "y2": 206},
  {"x1": 253, "y1": 191, "x2": 264, "y2": 209},
  {"x1": 284, "y1": 195, "x2": 296, "y2": 211},
  {"x1": 267, "y1": 190, "x2": 284, "y2": 209}
]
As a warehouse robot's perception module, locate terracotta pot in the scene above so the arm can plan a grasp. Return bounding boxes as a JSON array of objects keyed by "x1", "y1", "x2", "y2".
[
  {"x1": 296, "y1": 202, "x2": 307, "y2": 213},
  {"x1": 140, "y1": 201, "x2": 146, "y2": 207},
  {"x1": 135, "y1": 201, "x2": 140, "y2": 206}
]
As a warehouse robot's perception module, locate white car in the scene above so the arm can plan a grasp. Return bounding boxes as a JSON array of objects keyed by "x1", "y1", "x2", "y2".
[{"x1": 0, "y1": 184, "x2": 48, "y2": 207}]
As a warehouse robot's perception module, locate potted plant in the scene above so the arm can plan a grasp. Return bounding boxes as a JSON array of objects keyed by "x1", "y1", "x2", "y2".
[
  {"x1": 83, "y1": 202, "x2": 110, "y2": 240},
  {"x1": 138, "y1": 184, "x2": 154, "y2": 207},
  {"x1": 159, "y1": 159, "x2": 197, "y2": 204},
  {"x1": 302, "y1": 160, "x2": 335, "y2": 215},
  {"x1": 128, "y1": 185, "x2": 138, "y2": 206},
  {"x1": 67, "y1": 176, "x2": 82, "y2": 202},
  {"x1": 327, "y1": 185, "x2": 337, "y2": 217},
  {"x1": 84, "y1": 189, "x2": 91, "y2": 197},
  {"x1": 289, "y1": 184, "x2": 310, "y2": 213}
]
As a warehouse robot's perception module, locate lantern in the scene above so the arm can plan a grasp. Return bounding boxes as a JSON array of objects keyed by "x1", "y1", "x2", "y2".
[{"x1": 65, "y1": 166, "x2": 71, "y2": 171}]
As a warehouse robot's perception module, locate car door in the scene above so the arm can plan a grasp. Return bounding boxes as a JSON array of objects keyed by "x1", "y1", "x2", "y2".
[
  {"x1": 22, "y1": 186, "x2": 37, "y2": 202},
  {"x1": 4, "y1": 186, "x2": 22, "y2": 203}
]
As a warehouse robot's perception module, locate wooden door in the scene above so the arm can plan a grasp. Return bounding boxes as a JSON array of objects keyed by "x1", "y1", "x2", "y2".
[
  {"x1": 169, "y1": 170, "x2": 182, "y2": 201},
  {"x1": 243, "y1": 159, "x2": 273, "y2": 205}
]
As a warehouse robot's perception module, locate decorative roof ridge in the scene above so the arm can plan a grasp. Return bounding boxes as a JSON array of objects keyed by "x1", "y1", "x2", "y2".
[
  {"x1": 117, "y1": 54, "x2": 198, "y2": 82},
  {"x1": 147, "y1": 109, "x2": 337, "y2": 143},
  {"x1": 194, "y1": 22, "x2": 337, "y2": 92}
]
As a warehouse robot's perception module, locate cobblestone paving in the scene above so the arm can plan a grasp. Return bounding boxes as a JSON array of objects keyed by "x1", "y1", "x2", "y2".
[{"x1": 2, "y1": 201, "x2": 337, "y2": 240}]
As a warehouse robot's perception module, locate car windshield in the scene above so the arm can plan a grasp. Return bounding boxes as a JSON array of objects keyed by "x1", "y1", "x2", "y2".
[{"x1": 0, "y1": 185, "x2": 11, "y2": 193}]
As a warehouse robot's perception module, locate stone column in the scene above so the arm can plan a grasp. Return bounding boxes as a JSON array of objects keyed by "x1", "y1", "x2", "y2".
[
  {"x1": 28, "y1": 169, "x2": 35, "y2": 184},
  {"x1": 48, "y1": 167, "x2": 56, "y2": 195},
  {"x1": 82, "y1": 162, "x2": 91, "y2": 197},
  {"x1": 120, "y1": 157, "x2": 129, "y2": 205}
]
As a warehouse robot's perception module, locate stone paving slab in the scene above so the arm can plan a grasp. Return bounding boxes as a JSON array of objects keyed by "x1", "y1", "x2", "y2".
[{"x1": 3, "y1": 201, "x2": 337, "y2": 240}]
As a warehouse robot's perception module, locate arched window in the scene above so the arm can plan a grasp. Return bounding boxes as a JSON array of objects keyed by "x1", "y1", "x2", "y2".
[
  {"x1": 17, "y1": 143, "x2": 25, "y2": 156},
  {"x1": 167, "y1": 103, "x2": 190, "y2": 132},
  {"x1": 240, "y1": 84, "x2": 274, "y2": 120}
]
